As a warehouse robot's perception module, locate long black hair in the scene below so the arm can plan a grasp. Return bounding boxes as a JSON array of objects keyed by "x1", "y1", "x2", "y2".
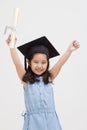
[{"x1": 22, "y1": 53, "x2": 52, "y2": 84}]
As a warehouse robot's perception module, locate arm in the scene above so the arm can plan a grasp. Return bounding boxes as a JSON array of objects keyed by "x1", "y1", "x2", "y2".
[
  {"x1": 6, "y1": 35, "x2": 26, "y2": 82},
  {"x1": 50, "y1": 40, "x2": 80, "y2": 81}
]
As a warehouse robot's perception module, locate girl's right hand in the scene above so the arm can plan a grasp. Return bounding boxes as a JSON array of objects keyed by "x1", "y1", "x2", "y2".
[
  {"x1": 6, "y1": 34, "x2": 17, "y2": 46},
  {"x1": 6, "y1": 34, "x2": 11, "y2": 45}
]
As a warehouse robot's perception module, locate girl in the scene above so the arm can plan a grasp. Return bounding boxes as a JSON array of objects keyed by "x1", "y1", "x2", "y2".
[{"x1": 6, "y1": 35, "x2": 80, "y2": 130}]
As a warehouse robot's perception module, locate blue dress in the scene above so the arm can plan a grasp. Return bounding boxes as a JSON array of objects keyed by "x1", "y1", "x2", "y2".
[{"x1": 22, "y1": 77, "x2": 62, "y2": 130}]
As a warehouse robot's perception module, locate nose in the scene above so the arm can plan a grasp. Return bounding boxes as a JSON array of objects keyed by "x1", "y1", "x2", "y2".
[{"x1": 38, "y1": 63, "x2": 42, "y2": 68}]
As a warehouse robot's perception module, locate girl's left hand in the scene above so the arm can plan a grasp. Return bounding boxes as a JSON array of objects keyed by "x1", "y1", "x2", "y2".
[{"x1": 68, "y1": 40, "x2": 80, "y2": 52}]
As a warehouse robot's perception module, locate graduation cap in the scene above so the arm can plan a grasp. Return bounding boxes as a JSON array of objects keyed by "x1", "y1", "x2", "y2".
[{"x1": 17, "y1": 36, "x2": 60, "y2": 70}]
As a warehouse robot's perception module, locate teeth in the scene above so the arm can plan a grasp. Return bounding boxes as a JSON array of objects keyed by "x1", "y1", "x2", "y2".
[
  {"x1": 37, "y1": 70, "x2": 42, "y2": 72},
  {"x1": 36, "y1": 70, "x2": 43, "y2": 72}
]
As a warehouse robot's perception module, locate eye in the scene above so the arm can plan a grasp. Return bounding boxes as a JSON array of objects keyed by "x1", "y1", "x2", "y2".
[
  {"x1": 34, "y1": 61, "x2": 38, "y2": 63},
  {"x1": 34, "y1": 60, "x2": 38, "y2": 64},
  {"x1": 42, "y1": 61, "x2": 47, "y2": 64}
]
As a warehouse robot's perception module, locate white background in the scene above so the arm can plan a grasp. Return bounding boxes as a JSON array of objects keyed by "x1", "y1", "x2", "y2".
[{"x1": 0, "y1": 0, "x2": 87, "y2": 130}]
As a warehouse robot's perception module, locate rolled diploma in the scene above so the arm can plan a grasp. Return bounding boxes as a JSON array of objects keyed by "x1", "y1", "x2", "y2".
[
  {"x1": 13, "y1": 8, "x2": 20, "y2": 27},
  {"x1": 9, "y1": 8, "x2": 20, "y2": 48}
]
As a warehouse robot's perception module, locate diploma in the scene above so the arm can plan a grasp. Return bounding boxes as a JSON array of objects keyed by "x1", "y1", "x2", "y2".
[
  {"x1": 4, "y1": 8, "x2": 20, "y2": 48},
  {"x1": 10, "y1": 8, "x2": 20, "y2": 48},
  {"x1": 13, "y1": 8, "x2": 20, "y2": 27}
]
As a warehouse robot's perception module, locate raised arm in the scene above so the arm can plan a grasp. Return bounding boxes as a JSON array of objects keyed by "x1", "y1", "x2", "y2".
[
  {"x1": 50, "y1": 40, "x2": 80, "y2": 81},
  {"x1": 6, "y1": 35, "x2": 26, "y2": 82}
]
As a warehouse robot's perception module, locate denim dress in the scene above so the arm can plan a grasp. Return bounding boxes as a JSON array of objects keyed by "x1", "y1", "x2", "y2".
[{"x1": 22, "y1": 76, "x2": 62, "y2": 130}]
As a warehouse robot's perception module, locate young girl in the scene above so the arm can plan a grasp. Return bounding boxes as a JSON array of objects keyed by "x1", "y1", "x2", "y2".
[{"x1": 6, "y1": 35, "x2": 80, "y2": 130}]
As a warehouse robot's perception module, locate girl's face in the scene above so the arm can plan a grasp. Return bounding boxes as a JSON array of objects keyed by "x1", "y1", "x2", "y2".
[{"x1": 29, "y1": 53, "x2": 48, "y2": 76}]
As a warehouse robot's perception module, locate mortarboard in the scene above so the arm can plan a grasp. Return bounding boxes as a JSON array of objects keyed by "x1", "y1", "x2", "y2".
[{"x1": 17, "y1": 36, "x2": 60, "y2": 70}]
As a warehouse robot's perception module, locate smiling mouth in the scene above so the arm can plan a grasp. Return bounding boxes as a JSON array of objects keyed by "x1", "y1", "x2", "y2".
[
  {"x1": 36, "y1": 69, "x2": 43, "y2": 72},
  {"x1": 35, "y1": 68, "x2": 45, "y2": 72}
]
